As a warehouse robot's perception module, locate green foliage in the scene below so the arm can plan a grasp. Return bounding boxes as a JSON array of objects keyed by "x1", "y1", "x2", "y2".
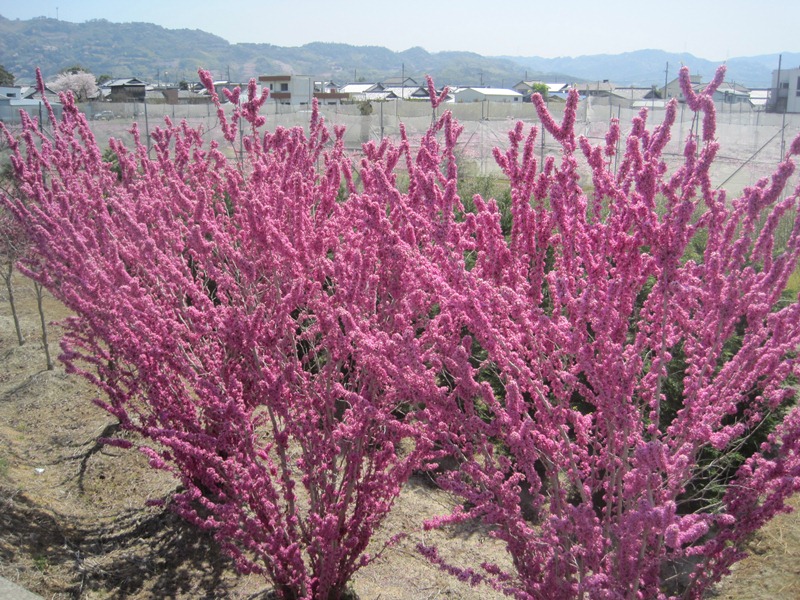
[
  {"x1": 357, "y1": 100, "x2": 373, "y2": 116},
  {"x1": 457, "y1": 172, "x2": 513, "y2": 236},
  {"x1": 0, "y1": 63, "x2": 14, "y2": 86},
  {"x1": 32, "y1": 555, "x2": 49, "y2": 572},
  {"x1": 647, "y1": 226, "x2": 798, "y2": 514},
  {"x1": 785, "y1": 266, "x2": 800, "y2": 299},
  {"x1": 60, "y1": 64, "x2": 89, "y2": 74},
  {"x1": 101, "y1": 147, "x2": 121, "y2": 180},
  {"x1": 531, "y1": 82, "x2": 549, "y2": 99}
]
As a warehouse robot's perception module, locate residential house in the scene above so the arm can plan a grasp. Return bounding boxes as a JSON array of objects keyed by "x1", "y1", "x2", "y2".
[
  {"x1": 257, "y1": 75, "x2": 351, "y2": 106},
  {"x1": 105, "y1": 78, "x2": 147, "y2": 102},
  {"x1": 259, "y1": 75, "x2": 314, "y2": 105},
  {"x1": 575, "y1": 80, "x2": 617, "y2": 98},
  {"x1": 339, "y1": 83, "x2": 378, "y2": 100},
  {"x1": 0, "y1": 86, "x2": 62, "y2": 124},
  {"x1": 381, "y1": 85, "x2": 428, "y2": 100},
  {"x1": 663, "y1": 74, "x2": 753, "y2": 107},
  {"x1": 663, "y1": 74, "x2": 702, "y2": 101},
  {"x1": 614, "y1": 86, "x2": 665, "y2": 109},
  {"x1": 380, "y1": 76, "x2": 420, "y2": 87},
  {"x1": 513, "y1": 80, "x2": 571, "y2": 102},
  {"x1": 0, "y1": 86, "x2": 21, "y2": 100},
  {"x1": 614, "y1": 86, "x2": 660, "y2": 102},
  {"x1": 714, "y1": 81, "x2": 751, "y2": 106},
  {"x1": 340, "y1": 82, "x2": 427, "y2": 102},
  {"x1": 313, "y1": 81, "x2": 349, "y2": 105}
]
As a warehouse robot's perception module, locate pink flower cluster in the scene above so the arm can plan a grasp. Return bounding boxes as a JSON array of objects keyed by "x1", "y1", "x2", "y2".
[
  {"x1": 417, "y1": 66, "x2": 800, "y2": 599},
  {"x1": 3, "y1": 65, "x2": 800, "y2": 599}
]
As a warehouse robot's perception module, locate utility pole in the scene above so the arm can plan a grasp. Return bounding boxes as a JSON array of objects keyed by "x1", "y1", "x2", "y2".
[
  {"x1": 779, "y1": 53, "x2": 787, "y2": 159},
  {"x1": 664, "y1": 62, "x2": 669, "y2": 100}
]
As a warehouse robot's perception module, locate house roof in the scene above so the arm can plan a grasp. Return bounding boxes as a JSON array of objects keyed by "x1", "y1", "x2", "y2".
[
  {"x1": 340, "y1": 83, "x2": 374, "y2": 94},
  {"x1": 613, "y1": 87, "x2": 658, "y2": 101},
  {"x1": 575, "y1": 81, "x2": 616, "y2": 93},
  {"x1": 105, "y1": 78, "x2": 147, "y2": 87},
  {"x1": 749, "y1": 89, "x2": 770, "y2": 106},
  {"x1": 381, "y1": 76, "x2": 419, "y2": 87},
  {"x1": 382, "y1": 86, "x2": 428, "y2": 99},
  {"x1": 545, "y1": 83, "x2": 570, "y2": 93},
  {"x1": 632, "y1": 99, "x2": 670, "y2": 109},
  {"x1": 455, "y1": 87, "x2": 523, "y2": 97},
  {"x1": 514, "y1": 81, "x2": 571, "y2": 93}
]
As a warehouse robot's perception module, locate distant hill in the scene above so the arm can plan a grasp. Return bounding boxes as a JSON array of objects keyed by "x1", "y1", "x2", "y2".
[
  {"x1": 1, "y1": 15, "x2": 795, "y2": 89},
  {"x1": 501, "y1": 49, "x2": 800, "y2": 88},
  {"x1": 0, "y1": 15, "x2": 571, "y2": 86}
]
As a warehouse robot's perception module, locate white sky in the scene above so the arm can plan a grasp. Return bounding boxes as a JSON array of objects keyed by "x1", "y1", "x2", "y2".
[{"x1": 1, "y1": 0, "x2": 797, "y2": 61}]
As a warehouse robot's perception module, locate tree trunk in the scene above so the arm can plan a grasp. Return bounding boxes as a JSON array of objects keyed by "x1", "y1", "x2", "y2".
[
  {"x1": 3, "y1": 263, "x2": 24, "y2": 346},
  {"x1": 34, "y1": 281, "x2": 53, "y2": 370}
]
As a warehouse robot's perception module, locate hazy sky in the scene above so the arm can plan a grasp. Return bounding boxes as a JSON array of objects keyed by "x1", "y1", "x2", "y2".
[{"x1": 1, "y1": 0, "x2": 797, "y2": 61}]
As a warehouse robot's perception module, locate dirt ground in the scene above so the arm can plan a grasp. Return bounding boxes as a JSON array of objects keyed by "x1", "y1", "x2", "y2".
[{"x1": 0, "y1": 276, "x2": 799, "y2": 599}]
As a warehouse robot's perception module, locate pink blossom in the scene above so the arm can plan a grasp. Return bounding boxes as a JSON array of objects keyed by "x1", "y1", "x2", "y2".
[{"x1": 4, "y1": 60, "x2": 800, "y2": 600}]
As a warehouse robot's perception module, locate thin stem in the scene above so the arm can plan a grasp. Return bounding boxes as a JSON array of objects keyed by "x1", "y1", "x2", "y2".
[{"x1": 34, "y1": 281, "x2": 52, "y2": 370}]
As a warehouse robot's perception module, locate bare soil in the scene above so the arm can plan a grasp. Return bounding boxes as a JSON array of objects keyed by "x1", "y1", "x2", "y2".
[{"x1": 0, "y1": 276, "x2": 798, "y2": 599}]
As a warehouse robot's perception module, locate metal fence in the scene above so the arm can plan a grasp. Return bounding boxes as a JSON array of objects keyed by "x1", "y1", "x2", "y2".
[{"x1": 8, "y1": 97, "x2": 800, "y2": 199}]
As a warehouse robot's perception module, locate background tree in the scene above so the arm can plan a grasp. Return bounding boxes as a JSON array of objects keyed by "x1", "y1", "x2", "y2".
[
  {"x1": 59, "y1": 64, "x2": 90, "y2": 74},
  {"x1": 0, "y1": 136, "x2": 25, "y2": 346},
  {"x1": 1, "y1": 136, "x2": 54, "y2": 368},
  {"x1": 0, "y1": 207, "x2": 26, "y2": 347},
  {"x1": 0, "y1": 64, "x2": 14, "y2": 86},
  {"x1": 530, "y1": 81, "x2": 549, "y2": 100},
  {"x1": 49, "y1": 71, "x2": 99, "y2": 102}
]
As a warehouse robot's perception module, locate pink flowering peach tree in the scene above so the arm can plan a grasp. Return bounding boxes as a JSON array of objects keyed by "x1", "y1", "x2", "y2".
[
  {"x1": 4, "y1": 64, "x2": 800, "y2": 600},
  {"x1": 413, "y1": 67, "x2": 800, "y2": 599},
  {"x1": 0, "y1": 72, "x2": 456, "y2": 599}
]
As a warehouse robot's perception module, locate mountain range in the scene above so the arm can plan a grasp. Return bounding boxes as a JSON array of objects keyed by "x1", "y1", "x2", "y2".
[{"x1": 1, "y1": 14, "x2": 797, "y2": 89}]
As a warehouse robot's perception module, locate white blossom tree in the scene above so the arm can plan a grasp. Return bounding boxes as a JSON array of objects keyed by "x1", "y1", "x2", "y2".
[{"x1": 49, "y1": 71, "x2": 99, "y2": 102}]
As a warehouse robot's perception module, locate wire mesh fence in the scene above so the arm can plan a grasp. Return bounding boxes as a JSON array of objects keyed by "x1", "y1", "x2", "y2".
[{"x1": 7, "y1": 96, "x2": 800, "y2": 205}]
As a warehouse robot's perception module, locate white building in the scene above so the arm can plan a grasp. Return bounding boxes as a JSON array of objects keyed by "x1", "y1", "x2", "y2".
[
  {"x1": 258, "y1": 74, "x2": 314, "y2": 105},
  {"x1": 257, "y1": 75, "x2": 348, "y2": 106},
  {"x1": 453, "y1": 87, "x2": 523, "y2": 103},
  {"x1": 0, "y1": 93, "x2": 62, "y2": 124},
  {"x1": 769, "y1": 66, "x2": 800, "y2": 113}
]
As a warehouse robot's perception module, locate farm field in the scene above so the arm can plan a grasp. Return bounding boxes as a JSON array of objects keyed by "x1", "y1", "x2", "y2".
[{"x1": 0, "y1": 277, "x2": 799, "y2": 599}]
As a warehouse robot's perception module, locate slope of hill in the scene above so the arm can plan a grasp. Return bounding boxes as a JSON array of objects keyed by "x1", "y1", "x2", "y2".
[
  {"x1": 1, "y1": 14, "x2": 795, "y2": 88},
  {"x1": 502, "y1": 49, "x2": 800, "y2": 88},
  {"x1": 0, "y1": 15, "x2": 570, "y2": 86}
]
